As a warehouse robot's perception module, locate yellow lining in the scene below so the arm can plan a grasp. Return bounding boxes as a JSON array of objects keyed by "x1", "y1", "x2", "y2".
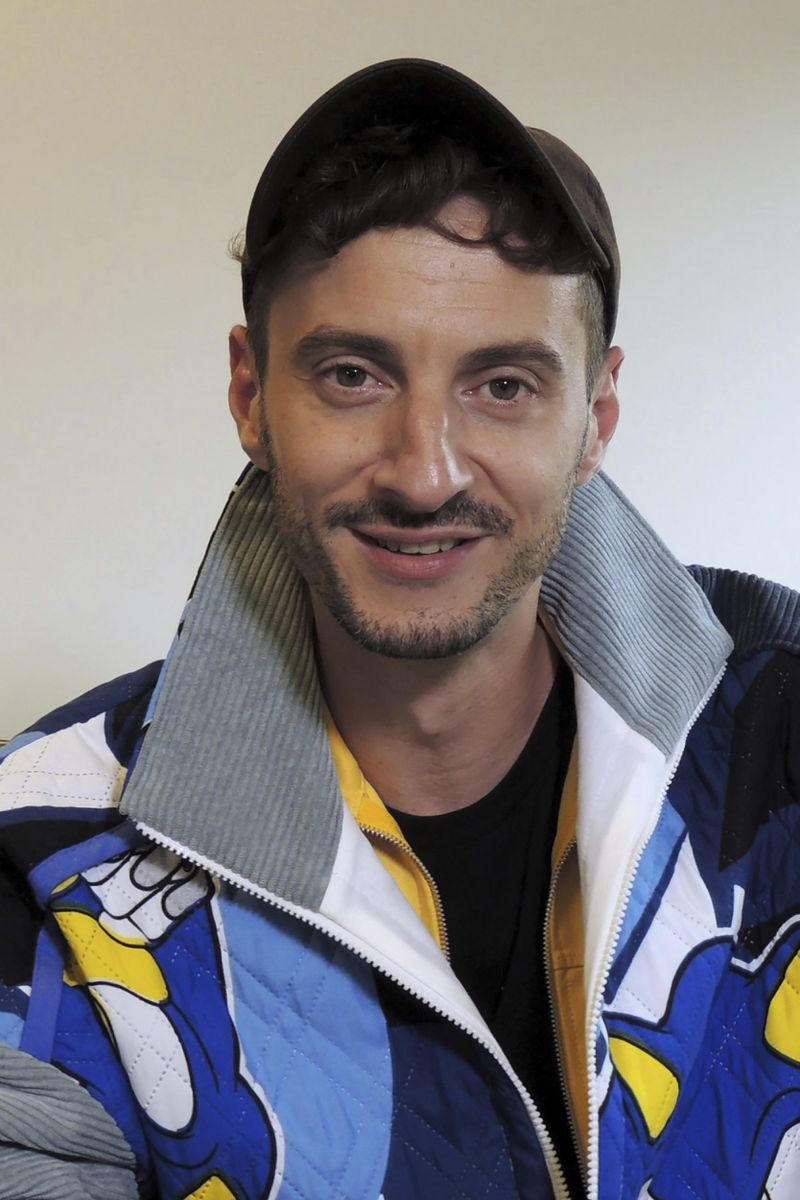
[
  {"x1": 325, "y1": 712, "x2": 443, "y2": 949},
  {"x1": 548, "y1": 748, "x2": 588, "y2": 1168},
  {"x1": 326, "y1": 707, "x2": 588, "y2": 1159}
]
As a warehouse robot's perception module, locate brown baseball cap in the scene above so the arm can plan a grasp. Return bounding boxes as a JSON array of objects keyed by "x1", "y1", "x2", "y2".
[{"x1": 243, "y1": 58, "x2": 620, "y2": 340}]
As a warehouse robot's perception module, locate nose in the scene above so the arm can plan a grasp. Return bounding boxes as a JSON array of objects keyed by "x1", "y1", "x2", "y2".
[{"x1": 370, "y1": 394, "x2": 475, "y2": 513}]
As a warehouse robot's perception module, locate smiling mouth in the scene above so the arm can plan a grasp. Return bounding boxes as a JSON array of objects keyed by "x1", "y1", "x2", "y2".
[
  {"x1": 372, "y1": 537, "x2": 462, "y2": 556},
  {"x1": 352, "y1": 530, "x2": 474, "y2": 556}
]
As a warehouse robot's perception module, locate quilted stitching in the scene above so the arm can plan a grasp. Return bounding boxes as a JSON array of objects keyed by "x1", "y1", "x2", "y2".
[
  {"x1": 0, "y1": 716, "x2": 125, "y2": 810},
  {"x1": 390, "y1": 1054, "x2": 513, "y2": 1198},
  {"x1": 221, "y1": 926, "x2": 390, "y2": 1199}
]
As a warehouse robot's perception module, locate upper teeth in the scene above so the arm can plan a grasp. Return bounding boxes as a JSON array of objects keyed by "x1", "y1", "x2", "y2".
[{"x1": 375, "y1": 538, "x2": 459, "y2": 555}]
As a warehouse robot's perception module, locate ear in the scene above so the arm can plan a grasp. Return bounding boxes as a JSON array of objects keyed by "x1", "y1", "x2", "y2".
[
  {"x1": 228, "y1": 324, "x2": 270, "y2": 470},
  {"x1": 576, "y1": 344, "x2": 623, "y2": 485}
]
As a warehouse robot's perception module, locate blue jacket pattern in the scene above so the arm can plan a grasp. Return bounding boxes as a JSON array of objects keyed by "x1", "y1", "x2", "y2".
[{"x1": 1, "y1": 473, "x2": 799, "y2": 1200}]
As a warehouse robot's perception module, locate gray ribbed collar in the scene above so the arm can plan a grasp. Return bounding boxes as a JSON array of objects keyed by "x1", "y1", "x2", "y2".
[{"x1": 121, "y1": 468, "x2": 732, "y2": 910}]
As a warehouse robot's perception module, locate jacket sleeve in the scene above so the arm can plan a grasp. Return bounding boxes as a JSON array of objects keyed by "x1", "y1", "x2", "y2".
[
  {"x1": 0, "y1": 1044, "x2": 140, "y2": 1200},
  {"x1": 0, "y1": 667, "x2": 163, "y2": 1200}
]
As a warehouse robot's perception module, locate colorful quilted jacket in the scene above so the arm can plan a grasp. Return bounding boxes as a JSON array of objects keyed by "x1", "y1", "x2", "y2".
[{"x1": 1, "y1": 468, "x2": 798, "y2": 1200}]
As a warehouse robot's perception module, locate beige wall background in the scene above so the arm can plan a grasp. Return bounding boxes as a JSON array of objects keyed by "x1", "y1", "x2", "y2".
[{"x1": 2, "y1": 0, "x2": 798, "y2": 736}]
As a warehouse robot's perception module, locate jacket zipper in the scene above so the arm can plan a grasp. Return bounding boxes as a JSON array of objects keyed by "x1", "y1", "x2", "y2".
[
  {"x1": 543, "y1": 838, "x2": 582, "y2": 1198},
  {"x1": 128, "y1": 663, "x2": 726, "y2": 1200},
  {"x1": 132, "y1": 817, "x2": 571, "y2": 1200},
  {"x1": 359, "y1": 823, "x2": 451, "y2": 960},
  {"x1": 583, "y1": 663, "x2": 727, "y2": 1200}
]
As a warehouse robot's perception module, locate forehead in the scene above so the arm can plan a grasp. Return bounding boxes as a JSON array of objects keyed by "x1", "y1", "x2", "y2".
[{"x1": 267, "y1": 199, "x2": 588, "y2": 364}]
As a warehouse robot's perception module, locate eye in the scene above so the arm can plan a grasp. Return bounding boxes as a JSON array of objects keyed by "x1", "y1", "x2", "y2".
[
  {"x1": 468, "y1": 374, "x2": 536, "y2": 406},
  {"x1": 315, "y1": 358, "x2": 390, "y2": 405},
  {"x1": 334, "y1": 364, "x2": 369, "y2": 387},
  {"x1": 319, "y1": 361, "x2": 384, "y2": 391},
  {"x1": 487, "y1": 377, "x2": 523, "y2": 401}
]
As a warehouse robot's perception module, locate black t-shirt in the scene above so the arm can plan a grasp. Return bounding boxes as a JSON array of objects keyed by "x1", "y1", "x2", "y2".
[{"x1": 390, "y1": 660, "x2": 582, "y2": 1195}]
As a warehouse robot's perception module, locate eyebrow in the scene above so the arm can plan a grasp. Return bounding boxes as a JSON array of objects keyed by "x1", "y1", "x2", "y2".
[
  {"x1": 291, "y1": 326, "x2": 565, "y2": 377},
  {"x1": 457, "y1": 341, "x2": 565, "y2": 377},
  {"x1": 292, "y1": 327, "x2": 399, "y2": 368}
]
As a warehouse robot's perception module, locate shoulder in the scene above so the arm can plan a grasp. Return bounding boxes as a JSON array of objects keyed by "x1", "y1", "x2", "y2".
[
  {"x1": 690, "y1": 568, "x2": 799, "y2": 793},
  {"x1": 7, "y1": 660, "x2": 164, "y2": 747},
  {"x1": 689, "y1": 566, "x2": 800, "y2": 662},
  {"x1": 0, "y1": 661, "x2": 163, "y2": 816}
]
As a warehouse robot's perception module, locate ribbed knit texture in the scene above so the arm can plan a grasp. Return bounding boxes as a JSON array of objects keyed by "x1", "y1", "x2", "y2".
[
  {"x1": 123, "y1": 467, "x2": 737, "y2": 902},
  {"x1": 122, "y1": 468, "x2": 341, "y2": 909},
  {"x1": 0, "y1": 1045, "x2": 138, "y2": 1199},
  {"x1": 539, "y1": 473, "x2": 733, "y2": 755},
  {"x1": 688, "y1": 565, "x2": 800, "y2": 656}
]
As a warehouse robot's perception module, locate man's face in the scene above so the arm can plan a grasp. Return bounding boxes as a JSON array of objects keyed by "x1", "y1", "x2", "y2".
[{"x1": 230, "y1": 198, "x2": 618, "y2": 659}]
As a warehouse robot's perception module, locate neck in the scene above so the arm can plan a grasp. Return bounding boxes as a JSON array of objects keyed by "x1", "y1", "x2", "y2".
[{"x1": 312, "y1": 586, "x2": 558, "y2": 815}]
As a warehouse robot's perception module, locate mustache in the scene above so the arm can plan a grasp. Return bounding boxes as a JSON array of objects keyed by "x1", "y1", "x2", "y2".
[{"x1": 324, "y1": 496, "x2": 513, "y2": 535}]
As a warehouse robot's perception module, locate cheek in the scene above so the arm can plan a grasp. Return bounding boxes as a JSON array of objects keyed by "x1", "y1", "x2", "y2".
[
  {"x1": 271, "y1": 426, "x2": 367, "y2": 515},
  {"x1": 278, "y1": 409, "x2": 382, "y2": 484},
  {"x1": 482, "y1": 439, "x2": 579, "y2": 508}
]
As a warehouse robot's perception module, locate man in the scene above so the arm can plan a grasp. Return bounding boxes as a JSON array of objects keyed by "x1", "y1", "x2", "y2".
[{"x1": 0, "y1": 58, "x2": 798, "y2": 1200}]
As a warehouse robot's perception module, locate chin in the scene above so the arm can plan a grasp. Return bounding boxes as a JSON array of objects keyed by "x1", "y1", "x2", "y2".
[{"x1": 325, "y1": 594, "x2": 521, "y2": 660}]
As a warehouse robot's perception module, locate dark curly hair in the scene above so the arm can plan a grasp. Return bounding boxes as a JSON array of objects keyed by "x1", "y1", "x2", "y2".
[{"x1": 231, "y1": 123, "x2": 607, "y2": 389}]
